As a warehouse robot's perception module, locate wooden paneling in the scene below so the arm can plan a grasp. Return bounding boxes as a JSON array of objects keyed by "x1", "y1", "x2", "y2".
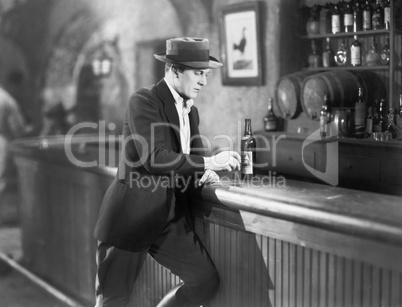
[
  {"x1": 195, "y1": 217, "x2": 402, "y2": 307},
  {"x1": 14, "y1": 156, "x2": 110, "y2": 303},
  {"x1": 15, "y1": 154, "x2": 182, "y2": 306},
  {"x1": 381, "y1": 159, "x2": 402, "y2": 186}
]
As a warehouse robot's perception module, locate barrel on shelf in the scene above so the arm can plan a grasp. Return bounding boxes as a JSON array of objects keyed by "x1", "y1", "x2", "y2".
[
  {"x1": 276, "y1": 71, "x2": 319, "y2": 119},
  {"x1": 301, "y1": 70, "x2": 386, "y2": 120}
]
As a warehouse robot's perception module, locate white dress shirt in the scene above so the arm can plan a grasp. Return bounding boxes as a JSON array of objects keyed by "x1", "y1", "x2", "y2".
[{"x1": 164, "y1": 78, "x2": 193, "y2": 154}]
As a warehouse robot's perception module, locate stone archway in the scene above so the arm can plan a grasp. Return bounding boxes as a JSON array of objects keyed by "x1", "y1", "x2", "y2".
[
  {"x1": 42, "y1": 0, "x2": 210, "y2": 134},
  {"x1": 43, "y1": 10, "x2": 100, "y2": 116}
]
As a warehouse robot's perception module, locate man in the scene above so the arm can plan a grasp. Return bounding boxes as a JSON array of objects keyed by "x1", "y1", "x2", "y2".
[
  {"x1": 0, "y1": 86, "x2": 27, "y2": 224},
  {"x1": 94, "y1": 37, "x2": 241, "y2": 307}
]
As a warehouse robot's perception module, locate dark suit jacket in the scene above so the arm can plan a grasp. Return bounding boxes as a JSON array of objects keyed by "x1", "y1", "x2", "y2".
[{"x1": 94, "y1": 79, "x2": 206, "y2": 251}]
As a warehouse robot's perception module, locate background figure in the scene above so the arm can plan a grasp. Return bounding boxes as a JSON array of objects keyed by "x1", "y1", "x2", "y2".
[
  {"x1": 0, "y1": 86, "x2": 28, "y2": 224},
  {"x1": 39, "y1": 100, "x2": 69, "y2": 136}
]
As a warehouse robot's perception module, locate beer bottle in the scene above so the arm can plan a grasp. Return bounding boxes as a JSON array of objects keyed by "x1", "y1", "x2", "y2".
[
  {"x1": 320, "y1": 95, "x2": 330, "y2": 138},
  {"x1": 372, "y1": 0, "x2": 383, "y2": 30},
  {"x1": 365, "y1": 106, "x2": 373, "y2": 136},
  {"x1": 353, "y1": 0, "x2": 363, "y2": 32},
  {"x1": 241, "y1": 119, "x2": 256, "y2": 180},
  {"x1": 331, "y1": 4, "x2": 342, "y2": 34},
  {"x1": 323, "y1": 37, "x2": 336, "y2": 67},
  {"x1": 354, "y1": 87, "x2": 366, "y2": 138},
  {"x1": 344, "y1": 1, "x2": 354, "y2": 32},
  {"x1": 373, "y1": 99, "x2": 385, "y2": 132},
  {"x1": 362, "y1": 0, "x2": 372, "y2": 31}
]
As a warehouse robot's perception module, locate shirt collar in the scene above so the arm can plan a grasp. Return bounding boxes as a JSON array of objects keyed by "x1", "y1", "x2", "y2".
[{"x1": 164, "y1": 78, "x2": 194, "y2": 109}]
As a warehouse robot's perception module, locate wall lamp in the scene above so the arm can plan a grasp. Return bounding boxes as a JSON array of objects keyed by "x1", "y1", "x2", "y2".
[{"x1": 91, "y1": 50, "x2": 112, "y2": 77}]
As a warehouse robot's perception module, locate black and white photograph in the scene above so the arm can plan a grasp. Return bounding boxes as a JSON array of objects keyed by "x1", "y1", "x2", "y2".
[{"x1": 0, "y1": 0, "x2": 401, "y2": 306}]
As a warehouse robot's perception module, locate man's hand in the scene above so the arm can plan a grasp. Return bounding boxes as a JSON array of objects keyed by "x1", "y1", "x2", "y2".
[
  {"x1": 196, "y1": 169, "x2": 220, "y2": 186},
  {"x1": 204, "y1": 151, "x2": 241, "y2": 172}
]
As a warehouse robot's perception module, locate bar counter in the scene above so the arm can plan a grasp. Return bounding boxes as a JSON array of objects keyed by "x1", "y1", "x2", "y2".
[{"x1": 11, "y1": 136, "x2": 402, "y2": 307}]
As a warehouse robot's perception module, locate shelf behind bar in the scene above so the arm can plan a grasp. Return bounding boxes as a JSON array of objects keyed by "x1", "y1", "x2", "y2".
[
  {"x1": 302, "y1": 65, "x2": 393, "y2": 71},
  {"x1": 302, "y1": 29, "x2": 390, "y2": 39}
]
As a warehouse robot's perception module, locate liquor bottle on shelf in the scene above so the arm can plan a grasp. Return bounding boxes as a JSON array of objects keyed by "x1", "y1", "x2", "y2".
[
  {"x1": 385, "y1": 107, "x2": 397, "y2": 139},
  {"x1": 397, "y1": 94, "x2": 402, "y2": 130},
  {"x1": 308, "y1": 40, "x2": 321, "y2": 68},
  {"x1": 335, "y1": 40, "x2": 348, "y2": 66},
  {"x1": 319, "y1": 3, "x2": 331, "y2": 34},
  {"x1": 373, "y1": 99, "x2": 385, "y2": 132},
  {"x1": 366, "y1": 37, "x2": 380, "y2": 66},
  {"x1": 365, "y1": 106, "x2": 373, "y2": 136},
  {"x1": 331, "y1": 4, "x2": 342, "y2": 34},
  {"x1": 351, "y1": 35, "x2": 362, "y2": 67},
  {"x1": 372, "y1": 0, "x2": 384, "y2": 30},
  {"x1": 306, "y1": 5, "x2": 320, "y2": 35},
  {"x1": 241, "y1": 119, "x2": 255, "y2": 181},
  {"x1": 323, "y1": 37, "x2": 336, "y2": 67},
  {"x1": 379, "y1": 37, "x2": 390, "y2": 65},
  {"x1": 383, "y1": 0, "x2": 391, "y2": 29},
  {"x1": 344, "y1": 1, "x2": 354, "y2": 32},
  {"x1": 362, "y1": 0, "x2": 372, "y2": 31},
  {"x1": 320, "y1": 95, "x2": 330, "y2": 138},
  {"x1": 263, "y1": 98, "x2": 277, "y2": 131},
  {"x1": 354, "y1": 87, "x2": 366, "y2": 138},
  {"x1": 353, "y1": 0, "x2": 363, "y2": 32}
]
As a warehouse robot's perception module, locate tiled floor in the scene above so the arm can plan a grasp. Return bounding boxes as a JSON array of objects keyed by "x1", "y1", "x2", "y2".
[{"x1": 0, "y1": 225, "x2": 68, "y2": 307}]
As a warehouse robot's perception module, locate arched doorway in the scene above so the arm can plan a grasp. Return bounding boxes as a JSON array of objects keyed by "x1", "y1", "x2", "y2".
[{"x1": 74, "y1": 64, "x2": 101, "y2": 132}]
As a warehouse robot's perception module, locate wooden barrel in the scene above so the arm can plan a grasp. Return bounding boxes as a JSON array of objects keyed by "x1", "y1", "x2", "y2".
[
  {"x1": 301, "y1": 70, "x2": 385, "y2": 120},
  {"x1": 276, "y1": 71, "x2": 318, "y2": 119}
]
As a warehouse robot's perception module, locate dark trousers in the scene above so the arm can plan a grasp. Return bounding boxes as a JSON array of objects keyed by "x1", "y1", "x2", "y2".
[{"x1": 95, "y1": 200, "x2": 219, "y2": 307}]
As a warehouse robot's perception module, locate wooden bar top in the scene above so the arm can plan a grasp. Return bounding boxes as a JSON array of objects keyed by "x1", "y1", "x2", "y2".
[
  {"x1": 193, "y1": 173, "x2": 402, "y2": 246},
  {"x1": 11, "y1": 135, "x2": 402, "y2": 246}
]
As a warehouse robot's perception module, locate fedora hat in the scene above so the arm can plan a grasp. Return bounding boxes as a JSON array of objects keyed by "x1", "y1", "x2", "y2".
[{"x1": 154, "y1": 37, "x2": 223, "y2": 69}]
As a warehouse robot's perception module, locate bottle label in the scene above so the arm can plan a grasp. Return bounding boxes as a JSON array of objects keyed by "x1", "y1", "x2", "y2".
[
  {"x1": 380, "y1": 51, "x2": 389, "y2": 65},
  {"x1": 384, "y1": 7, "x2": 391, "y2": 26},
  {"x1": 332, "y1": 15, "x2": 341, "y2": 33},
  {"x1": 351, "y1": 46, "x2": 361, "y2": 65},
  {"x1": 320, "y1": 114, "x2": 327, "y2": 137},
  {"x1": 372, "y1": 13, "x2": 381, "y2": 29},
  {"x1": 323, "y1": 52, "x2": 330, "y2": 67},
  {"x1": 365, "y1": 118, "x2": 373, "y2": 134},
  {"x1": 241, "y1": 151, "x2": 253, "y2": 175},
  {"x1": 265, "y1": 115, "x2": 277, "y2": 130},
  {"x1": 344, "y1": 14, "x2": 353, "y2": 27},
  {"x1": 363, "y1": 11, "x2": 371, "y2": 30},
  {"x1": 335, "y1": 50, "x2": 347, "y2": 65},
  {"x1": 265, "y1": 122, "x2": 277, "y2": 131},
  {"x1": 355, "y1": 103, "x2": 366, "y2": 126}
]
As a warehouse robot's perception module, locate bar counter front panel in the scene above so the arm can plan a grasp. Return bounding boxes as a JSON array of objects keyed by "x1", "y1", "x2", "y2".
[{"x1": 11, "y1": 137, "x2": 402, "y2": 307}]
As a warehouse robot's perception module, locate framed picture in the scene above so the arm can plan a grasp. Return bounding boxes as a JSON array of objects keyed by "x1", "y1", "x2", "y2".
[{"x1": 219, "y1": 1, "x2": 264, "y2": 86}]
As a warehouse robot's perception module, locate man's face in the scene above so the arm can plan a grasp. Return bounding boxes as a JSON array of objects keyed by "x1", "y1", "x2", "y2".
[{"x1": 175, "y1": 68, "x2": 210, "y2": 100}]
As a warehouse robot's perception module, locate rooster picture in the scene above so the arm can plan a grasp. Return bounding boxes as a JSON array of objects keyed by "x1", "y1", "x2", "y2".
[
  {"x1": 233, "y1": 27, "x2": 247, "y2": 55},
  {"x1": 232, "y1": 26, "x2": 252, "y2": 70}
]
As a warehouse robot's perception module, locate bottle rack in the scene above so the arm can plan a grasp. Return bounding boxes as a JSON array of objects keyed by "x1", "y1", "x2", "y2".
[
  {"x1": 302, "y1": 28, "x2": 390, "y2": 39},
  {"x1": 300, "y1": 0, "x2": 401, "y2": 111}
]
